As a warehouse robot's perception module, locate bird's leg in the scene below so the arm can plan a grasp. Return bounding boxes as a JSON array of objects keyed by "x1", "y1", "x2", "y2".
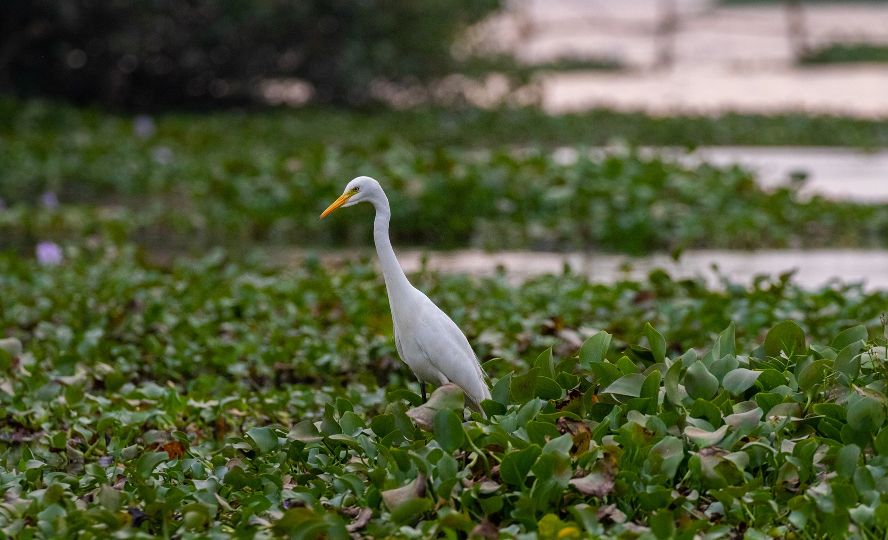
[{"x1": 420, "y1": 382, "x2": 427, "y2": 402}]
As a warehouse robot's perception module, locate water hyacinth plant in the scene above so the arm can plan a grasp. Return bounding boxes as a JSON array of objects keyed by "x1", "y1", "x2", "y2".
[
  {"x1": 3, "y1": 98, "x2": 888, "y2": 254},
  {"x1": 0, "y1": 247, "x2": 887, "y2": 537}
]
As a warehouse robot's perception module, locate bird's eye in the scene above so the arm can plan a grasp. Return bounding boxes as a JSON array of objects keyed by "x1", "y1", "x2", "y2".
[{"x1": 350, "y1": 187, "x2": 360, "y2": 194}]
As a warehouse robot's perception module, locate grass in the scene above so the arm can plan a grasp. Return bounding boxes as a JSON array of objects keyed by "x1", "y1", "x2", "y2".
[
  {"x1": 800, "y1": 42, "x2": 888, "y2": 65},
  {"x1": 3, "y1": 98, "x2": 888, "y2": 255},
  {"x1": 1, "y1": 247, "x2": 887, "y2": 537}
]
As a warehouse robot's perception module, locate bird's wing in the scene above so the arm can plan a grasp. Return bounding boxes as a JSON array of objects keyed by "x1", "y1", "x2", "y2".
[
  {"x1": 411, "y1": 294, "x2": 491, "y2": 407},
  {"x1": 393, "y1": 321, "x2": 406, "y2": 361}
]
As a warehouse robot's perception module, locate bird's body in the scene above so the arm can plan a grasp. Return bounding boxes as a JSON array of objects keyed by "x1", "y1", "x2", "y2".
[{"x1": 321, "y1": 176, "x2": 491, "y2": 409}]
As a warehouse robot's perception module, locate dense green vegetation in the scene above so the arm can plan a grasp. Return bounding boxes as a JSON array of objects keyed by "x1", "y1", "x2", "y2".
[
  {"x1": 800, "y1": 43, "x2": 888, "y2": 65},
  {"x1": 5, "y1": 98, "x2": 888, "y2": 151},
  {"x1": 1, "y1": 247, "x2": 887, "y2": 537},
  {"x1": 3, "y1": 97, "x2": 888, "y2": 537},
  {"x1": 3, "y1": 99, "x2": 888, "y2": 254},
  {"x1": 1, "y1": 1, "x2": 499, "y2": 108}
]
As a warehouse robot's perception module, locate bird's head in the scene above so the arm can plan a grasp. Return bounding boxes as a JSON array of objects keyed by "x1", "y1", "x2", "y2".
[{"x1": 320, "y1": 176, "x2": 382, "y2": 219}]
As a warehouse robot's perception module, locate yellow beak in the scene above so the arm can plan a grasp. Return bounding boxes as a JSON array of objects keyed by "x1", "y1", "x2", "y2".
[{"x1": 320, "y1": 192, "x2": 355, "y2": 219}]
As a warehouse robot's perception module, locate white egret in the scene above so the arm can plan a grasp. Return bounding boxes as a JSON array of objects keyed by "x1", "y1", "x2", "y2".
[{"x1": 320, "y1": 176, "x2": 491, "y2": 410}]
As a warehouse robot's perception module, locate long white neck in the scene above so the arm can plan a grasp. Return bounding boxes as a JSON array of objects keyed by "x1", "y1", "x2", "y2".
[{"x1": 371, "y1": 192, "x2": 413, "y2": 305}]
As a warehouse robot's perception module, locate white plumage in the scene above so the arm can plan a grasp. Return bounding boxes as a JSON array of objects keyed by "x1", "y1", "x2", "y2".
[{"x1": 320, "y1": 176, "x2": 491, "y2": 409}]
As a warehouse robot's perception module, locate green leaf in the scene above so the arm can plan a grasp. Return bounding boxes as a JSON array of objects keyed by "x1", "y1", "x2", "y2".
[
  {"x1": 579, "y1": 331, "x2": 611, "y2": 367},
  {"x1": 481, "y1": 399, "x2": 507, "y2": 417},
  {"x1": 533, "y1": 348, "x2": 555, "y2": 379},
  {"x1": 390, "y1": 498, "x2": 432, "y2": 525},
  {"x1": 588, "y1": 366, "x2": 620, "y2": 395},
  {"x1": 370, "y1": 414, "x2": 396, "y2": 438},
  {"x1": 690, "y1": 399, "x2": 723, "y2": 426},
  {"x1": 650, "y1": 509, "x2": 675, "y2": 540},
  {"x1": 492, "y1": 373, "x2": 511, "y2": 405},
  {"x1": 433, "y1": 409, "x2": 464, "y2": 453},
  {"x1": 683, "y1": 361, "x2": 718, "y2": 400},
  {"x1": 516, "y1": 399, "x2": 544, "y2": 427},
  {"x1": 647, "y1": 436, "x2": 684, "y2": 479},
  {"x1": 500, "y1": 444, "x2": 542, "y2": 488},
  {"x1": 382, "y1": 474, "x2": 427, "y2": 517},
  {"x1": 135, "y1": 451, "x2": 168, "y2": 479},
  {"x1": 764, "y1": 321, "x2": 806, "y2": 358},
  {"x1": 603, "y1": 373, "x2": 647, "y2": 398},
  {"x1": 831, "y1": 325, "x2": 868, "y2": 350},
  {"x1": 527, "y1": 421, "x2": 561, "y2": 446},
  {"x1": 684, "y1": 425, "x2": 728, "y2": 447},
  {"x1": 247, "y1": 427, "x2": 279, "y2": 454},
  {"x1": 616, "y1": 356, "x2": 638, "y2": 375},
  {"x1": 339, "y1": 411, "x2": 363, "y2": 435},
  {"x1": 834, "y1": 341, "x2": 863, "y2": 380},
  {"x1": 406, "y1": 384, "x2": 465, "y2": 430},
  {"x1": 714, "y1": 322, "x2": 736, "y2": 358},
  {"x1": 722, "y1": 368, "x2": 760, "y2": 395},
  {"x1": 813, "y1": 402, "x2": 845, "y2": 421},
  {"x1": 846, "y1": 396, "x2": 886, "y2": 433},
  {"x1": 836, "y1": 444, "x2": 861, "y2": 478},
  {"x1": 273, "y1": 508, "x2": 327, "y2": 537},
  {"x1": 644, "y1": 323, "x2": 666, "y2": 363},
  {"x1": 756, "y1": 369, "x2": 787, "y2": 390},
  {"x1": 724, "y1": 408, "x2": 763, "y2": 433},
  {"x1": 664, "y1": 360, "x2": 685, "y2": 406},
  {"x1": 97, "y1": 485, "x2": 120, "y2": 511},
  {"x1": 387, "y1": 388, "x2": 423, "y2": 407},
  {"x1": 641, "y1": 370, "x2": 661, "y2": 399},
  {"x1": 542, "y1": 433, "x2": 573, "y2": 457},
  {"x1": 570, "y1": 504, "x2": 600, "y2": 533},
  {"x1": 875, "y1": 428, "x2": 888, "y2": 455},
  {"x1": 798, "y1": 360, "x2": 831, "y2": 392},
  {"x1": 290, "y1": 420, "x2": 323, "y2": 443},
  {"x1": 535, "y1": 376, "x2": 564, "y2": 400},
  {"x1": 709, "y1": 354, "x2": 739, "y2": 382},
  {"x1": 0, "y1": 337, "x2": 22, "y2": 357},
  {"x1": 510, "y1": 368, "x2": 539, "y2": 404}
]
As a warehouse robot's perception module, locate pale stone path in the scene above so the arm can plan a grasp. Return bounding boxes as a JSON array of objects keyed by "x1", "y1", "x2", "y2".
[
  {"x1": 549, "y1": 146, "x2": 888, "y2": 202},
  {"x1": 395, "y1": 249, "x2": 888, "y2": 291},
  {"x1": 283, "y1": 248, "x2": 888, "y2": 291},
  {"x1": 552, "y1": 146, "x2": 888, "y2": 203},
  {"x1": 478, "y1": 0, "x2": 888, "y2": 117},
  {"x1": 685, "y1": 147, "x2": 888, "y2": 202},
  {"x1": 541, "y1": 66, "x2": 888, "y2": 117}
]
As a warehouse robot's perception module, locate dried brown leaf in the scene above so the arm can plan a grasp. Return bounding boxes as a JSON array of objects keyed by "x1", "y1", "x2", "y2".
[
  {"x1": 381, "y1": 473, "x2": 427, "y2": 510},
  {"x1": 569, "y1": 470, "x2": 614, "y2": 498},
  {"x1": 163, "y1": 441, "x2": 187, "y2": 460},
  {"x1": 470, "y1": 518, "x2": 499, "y2": 540},
  {"x1": 346, "y1": 507, "x2": 373, "y2": 532}
]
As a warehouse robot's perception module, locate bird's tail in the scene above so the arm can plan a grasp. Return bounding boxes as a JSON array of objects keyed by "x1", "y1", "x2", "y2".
[{"x1": 466, "y1": 372, "x2": 492, "y2": 413}]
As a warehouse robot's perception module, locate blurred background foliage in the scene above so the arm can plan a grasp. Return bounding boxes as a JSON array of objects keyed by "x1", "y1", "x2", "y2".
[
  {"x1": 0, "y1": 0, "x2": 499, "y2": 109},
  {"x1": 3, "y1": 99, "x2": 888, "y2": 255}
]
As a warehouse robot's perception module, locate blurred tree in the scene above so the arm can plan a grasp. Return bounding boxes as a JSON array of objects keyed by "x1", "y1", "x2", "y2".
[{"x1": 0, "y1": 0, "x2": 499, "y2": 109}]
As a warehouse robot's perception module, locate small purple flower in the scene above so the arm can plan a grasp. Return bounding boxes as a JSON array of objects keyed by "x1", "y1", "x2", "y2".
[
  {"x1": 36, "y1": 241, "x2": 63, "y2": 266},
  {"x1": 134, "y1": 115, "x2": 156, "y2": 139},
  {"x1": 40, "y1": 191, "x2": 59, "y2": 209}
]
